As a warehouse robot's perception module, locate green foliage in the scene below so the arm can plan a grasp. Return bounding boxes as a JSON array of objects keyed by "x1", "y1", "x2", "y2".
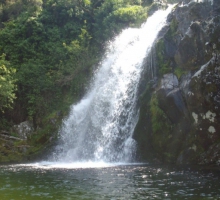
[
  {"x1": 0, "y1": 0, "x2": 152, "y2": 125},
  {"x1": 150, "y1": 94, "x2": 171, "y2": 134},
  {"x1": 156, "y1": 39, "x2": 172, "y2": 76},
  {"x1": 0, "y1": 1, "x2": 95, "y2": 121},
  {"x1": 174, "y1": 67, "x2": 186, "y2": 79},
  {"x1": 166, "y1": 18, "x2": 178, "y2": 39},
  {"x1": 0, "y1": 131, "x2": 27, "y2": 162},
  {"x1": 150, "y1": 94, "x2": 173, "y2": 161},
  {"x1": 0, "y1": 0, "x2": 43, "y2": 25},
  {"x1": 157, "y1": 18, "x2": 182, "y2": 78},
  {"x1": 0, "y1": 54, "x2": 16, "y2": 112},
  {"x1": 93, "y1": 0, "x2": 148, "y2": 41},
  {"x1": 112, "y1": 5, "x2": 147, "y2": 24},
  {"x1": 142, "y1": 0, "x2": 153, "y2": 6}
]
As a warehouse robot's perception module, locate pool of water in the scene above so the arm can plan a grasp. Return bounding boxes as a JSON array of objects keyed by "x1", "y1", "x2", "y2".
[{"x1": 0, "y1": 162, "x2": 219, "y2": 199}]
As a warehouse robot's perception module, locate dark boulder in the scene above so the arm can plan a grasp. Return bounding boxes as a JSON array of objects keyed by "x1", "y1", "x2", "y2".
[{"x1": 135, "y1": 0, "x2": 220, "y2": 165}]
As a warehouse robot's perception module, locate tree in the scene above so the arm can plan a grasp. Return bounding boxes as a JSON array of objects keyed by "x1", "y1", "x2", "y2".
[{"x1": 0, "y1": 54, "x2": 16, "y2": 112}]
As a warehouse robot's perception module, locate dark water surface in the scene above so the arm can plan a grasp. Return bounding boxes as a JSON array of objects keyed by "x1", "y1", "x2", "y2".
[{"x1": 0, "y1": 163, "x2": 220, "y2": 200}]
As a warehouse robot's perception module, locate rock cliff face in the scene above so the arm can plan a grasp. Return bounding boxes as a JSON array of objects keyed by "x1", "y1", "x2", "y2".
[{"x1": 134, "y1": 0, "x2": 220, "y2": 166}]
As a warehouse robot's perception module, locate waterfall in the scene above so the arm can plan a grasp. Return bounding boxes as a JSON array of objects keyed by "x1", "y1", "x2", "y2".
[{"x1": 53, "y1": 6, "x2": 174, "y2": 163}]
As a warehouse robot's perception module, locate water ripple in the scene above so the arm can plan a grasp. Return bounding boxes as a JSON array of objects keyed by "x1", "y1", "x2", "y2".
[{"x1": 0, "y1": 164, "x2": 220, "y2": 199}]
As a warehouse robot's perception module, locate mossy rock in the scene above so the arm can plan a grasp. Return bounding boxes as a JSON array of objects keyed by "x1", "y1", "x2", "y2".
[{"x1": 0, "y1": 141, "x2": 24, "y2": 163}]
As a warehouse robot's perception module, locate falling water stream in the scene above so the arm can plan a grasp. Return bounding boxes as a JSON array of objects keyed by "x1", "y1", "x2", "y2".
[
  {"x1": 1, "y1": 5, "x2": 220, "y2": 200},
  {"x1": 53, "y1": 5, "x2": 174, "y2": 164}
]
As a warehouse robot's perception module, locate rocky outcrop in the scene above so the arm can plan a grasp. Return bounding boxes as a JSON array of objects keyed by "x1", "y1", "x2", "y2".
[
  {"x1": 12, "y1": 121, "x2": 34, "y2": 140},
  {"x1": 134, "y1": 0, "x2": 220, "y2": 166},
  {"x1": 0, "y1": 121, "x2": 34, "y2": 162}
]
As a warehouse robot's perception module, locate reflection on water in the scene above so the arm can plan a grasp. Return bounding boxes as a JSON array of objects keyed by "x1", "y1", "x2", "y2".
[{"x1": 0, "y1": 163, "x2": 220, "y2": 200}]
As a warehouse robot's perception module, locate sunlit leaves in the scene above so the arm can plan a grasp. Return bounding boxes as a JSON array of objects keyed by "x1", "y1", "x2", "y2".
[
  {"x1": 93, "y1": 0, "x2": 148, "y2": 41},
  {"x1": 83, "y1": 0, "x2": 91, "y2": 6},
  {"x1": 112, "y1": 5, "x2": 147, "y2": 23}
]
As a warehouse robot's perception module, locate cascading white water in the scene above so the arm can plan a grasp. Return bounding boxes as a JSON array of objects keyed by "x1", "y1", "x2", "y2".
[{"x1": 53, "y1": 6, "x2": 174, "y2": 163}]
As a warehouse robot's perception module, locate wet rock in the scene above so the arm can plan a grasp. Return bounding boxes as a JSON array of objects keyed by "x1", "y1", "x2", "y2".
[
  {"x1": 135, "y1": 0, "x2": 220, "y2": 165},
  {"x1": 156, "y1": 74, "x2": 189, "y2": 123},
  {"x1": 174, "y1": 21, "x2": 209, "y2": 70},
  {"x1": 181, "y1": 56, "x2": 220, "y2": 153},
  {"x1": 177, "y1": 148, "x2": 197, "y2": 165},
  {"x1": 199, "y1": 142, "x2": 220, "y2": 165}
]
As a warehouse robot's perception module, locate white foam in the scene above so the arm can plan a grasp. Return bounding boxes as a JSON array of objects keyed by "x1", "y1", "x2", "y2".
[{"x1": 12, "y1": 161, "x2": 145, "y2": 169}]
